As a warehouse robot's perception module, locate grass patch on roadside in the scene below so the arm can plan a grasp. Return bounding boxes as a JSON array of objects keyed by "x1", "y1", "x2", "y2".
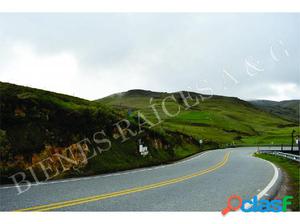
[{"x1": 255, "y1": 153, "x2": 300, "y2": 211}]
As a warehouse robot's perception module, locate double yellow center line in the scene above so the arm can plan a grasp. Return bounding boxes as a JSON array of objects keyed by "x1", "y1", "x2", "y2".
[{"x1": 16, "y1": 151, "x2": 230, "y2": 211}]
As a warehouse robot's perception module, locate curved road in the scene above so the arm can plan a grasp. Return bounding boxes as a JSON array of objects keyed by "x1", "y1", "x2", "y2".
[{"x1": 0, "y1": 147, "x2": 277, "y2": 211}]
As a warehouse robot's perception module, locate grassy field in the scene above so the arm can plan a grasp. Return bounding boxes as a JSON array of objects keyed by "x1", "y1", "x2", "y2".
[
  {"x1": 255, "y1": 153, "x2": 300, "y2": 211},
  {"x1": 99, "y1": 90, "x2": 299, "y2": 147}
]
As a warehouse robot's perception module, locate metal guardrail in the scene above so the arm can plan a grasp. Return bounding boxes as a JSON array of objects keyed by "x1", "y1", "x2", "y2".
[{"x1": 258, "y1": 150, "x2": 300, "y2": 162}]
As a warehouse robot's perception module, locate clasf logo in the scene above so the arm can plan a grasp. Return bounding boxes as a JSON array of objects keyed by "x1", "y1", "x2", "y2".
[{"x1": 221, "y1": 195, "x2": 293, "y2": 215}]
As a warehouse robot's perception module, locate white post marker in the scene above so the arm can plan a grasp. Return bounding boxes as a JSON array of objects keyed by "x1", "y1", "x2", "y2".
[{"x1": 139, "y1": 144, "x2": 149, "y2": 157}]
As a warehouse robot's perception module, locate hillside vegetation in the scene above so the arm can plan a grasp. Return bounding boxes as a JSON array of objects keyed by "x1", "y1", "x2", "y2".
[
  {"x1": 0, "y1": 82, "x2": 198, "y2": 184},
  {"x1": 250, "y1": 100, "x2": 299, "y2": 123},
  {"x1": 0, "y1": 83, "x2": 298, "y2": 185},
  {"x1": 98, "y1": 90, "x2": 299, "y2": 146}
]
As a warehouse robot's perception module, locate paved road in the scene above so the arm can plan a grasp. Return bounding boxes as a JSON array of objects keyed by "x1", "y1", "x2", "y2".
[{"x1": 0, "y1": 147, "x2": 277, "y2": 211}]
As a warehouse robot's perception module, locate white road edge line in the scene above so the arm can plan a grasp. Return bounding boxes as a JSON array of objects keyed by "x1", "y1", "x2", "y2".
[
  {"x1": 241, "y1": 157, "x2": 279, "y2": 210},
  {"x1": 256, "y1": 160, "x2": 279, "y2": 200},
  {"x1": 0, "y1": 150, "x2": 213, "y2": 190}
]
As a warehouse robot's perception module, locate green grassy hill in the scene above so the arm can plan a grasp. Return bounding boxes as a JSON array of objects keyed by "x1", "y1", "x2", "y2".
[
  {"x1": 0, "y1": 83, "x2": 198, "y2": 184},
  {"x1": 250, "y1": 100, "x2": 299, "y2": 123},
  {"x1": 98, "y1": 90, "x2": 299, "y2": 146}
]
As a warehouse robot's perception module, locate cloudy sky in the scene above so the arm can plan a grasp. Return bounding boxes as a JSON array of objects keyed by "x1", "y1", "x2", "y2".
[{"x1": 0, "y1": 13, "x2": 299, "y2": 101}]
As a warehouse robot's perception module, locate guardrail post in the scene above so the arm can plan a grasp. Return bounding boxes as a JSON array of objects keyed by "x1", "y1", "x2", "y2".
[{"x1": 291, "y1": 130, "x2": 295, "y2": 152}]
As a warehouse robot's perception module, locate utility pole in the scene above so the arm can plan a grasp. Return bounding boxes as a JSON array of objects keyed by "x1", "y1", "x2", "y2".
[{"x1": 291, "y1": 129, "x2": 296, "y2": 151}]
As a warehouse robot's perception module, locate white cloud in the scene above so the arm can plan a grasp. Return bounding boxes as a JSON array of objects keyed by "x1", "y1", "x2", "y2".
[
  {"x1": 0, "y1": 43, "x2": 155, "y2": 100},
  {"x1": 0, "y1": 14, "x2": 299, "y2": 101},
  {"x1": 0, "y1": 43, "x2": 80, "y2": 96},
  {"x1": 266, "y1": 83, "x2": 300, "y2": 101}
]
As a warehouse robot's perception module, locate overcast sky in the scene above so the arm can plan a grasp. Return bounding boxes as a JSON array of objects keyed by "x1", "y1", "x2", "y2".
[{"x1": 0, "y1": 13, "x2": 299, "y2": 101}]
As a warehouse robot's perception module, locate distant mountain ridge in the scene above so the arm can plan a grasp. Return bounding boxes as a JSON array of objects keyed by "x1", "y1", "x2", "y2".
[
  {"x1": 101, "y1": 90, "x2": 299, "y2": 123},
  {"x1": 249, "y1": 100, "x2": 299, "y2": 122},
  {"x1": 99, "y1": 89, "x2": 251, "y2": 105},
  {"x1": 97, "y1": 89, "x2": 298, "y2": 147}
]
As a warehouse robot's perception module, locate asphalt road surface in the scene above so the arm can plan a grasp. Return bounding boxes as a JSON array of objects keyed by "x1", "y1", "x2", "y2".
[{"x1": 0, "y1": 147, "x2": 278, "y2": 211}]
